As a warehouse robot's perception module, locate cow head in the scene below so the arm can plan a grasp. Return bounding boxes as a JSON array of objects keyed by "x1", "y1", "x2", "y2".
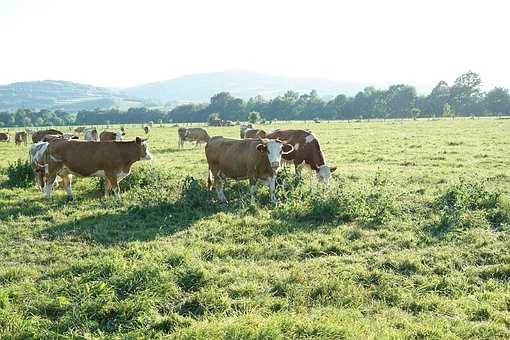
[
  {"x1": 317, "y1": 165, "x2": 337, "y2": 183},
  {"x1": 136, "y1": 137, "x2": 153, "y2": 161},
  {"x1": 257, "y1": 139, "x2": 294, "y2": 170}
]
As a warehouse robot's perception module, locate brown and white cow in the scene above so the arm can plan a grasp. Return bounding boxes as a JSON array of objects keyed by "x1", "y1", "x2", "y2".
[
  {"x1": 0, "y1": 132, "x2": 10, "y2": 142},
  {"x1": 100, "y1": 131, "x2": 125, "y2": 141},
  {"x1": 74, "y1": 126, "x2": 86, "y2": 133},
  {"x1": 32, "y1": 129, "x2": 63, "y2": 143},
  {"x1": 41, "y1": 134, "x2": 78, "y2": 142},
  {"x1": 178, "y1": 127, "x2": 210, "y2": 148},
  {"x1": 42, "y1": 137, "x2": 153, "y2": 198},
  {"x1": 15, "y1": 131, "x2": 28, "y2": 146},
  {"x1": 239, "y1": 123, "x2": 253, "y2": 138},
  {"x1": 205, "y1": 137, "x2": 293, "y2": 203},
  {"x1": 84, "y1": 128, "x2": 98, "y2": 141},
  {"x1": 244, "y1": 128, "x2": 267, "y2": 139},
  {"x1": 266, "y1": 129, "x2": 337, "y2": 183}
]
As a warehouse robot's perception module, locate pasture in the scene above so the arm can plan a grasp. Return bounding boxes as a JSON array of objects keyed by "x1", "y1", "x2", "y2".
[{"x1": 0, "y1": 119, "x2": 509, "y2": 338}]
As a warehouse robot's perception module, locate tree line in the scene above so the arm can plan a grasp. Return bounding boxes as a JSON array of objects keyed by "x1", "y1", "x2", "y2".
[{"x1": 1, "y1": 71, "x2": 509, "y2": 127}]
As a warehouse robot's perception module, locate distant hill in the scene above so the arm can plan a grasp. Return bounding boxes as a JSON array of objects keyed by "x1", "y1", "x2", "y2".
[
  {"x1": 0, "y1": 80, "x2": 143, "y2": 111},
  {"x1": 123, "y1": 71, "x2": 390, "y2": 102}
]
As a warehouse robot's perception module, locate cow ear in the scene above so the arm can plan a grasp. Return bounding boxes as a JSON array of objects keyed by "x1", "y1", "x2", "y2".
[
  {"x1": 282, "y1": 143, "x2": 294, "y2": 154},
  {"x1": 330, "y1": 166, "x2": 337, "y2": 173},
  {"x1": 136, "y1": 137, "x2": 142, "y2": 144},
  {"x1": 256, "y1": 143, "x2": 267, "y2": 153}
]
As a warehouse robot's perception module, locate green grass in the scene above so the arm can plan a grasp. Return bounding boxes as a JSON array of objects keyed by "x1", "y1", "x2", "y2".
[{"x1": 0, "y1": 118, "x2": 509, "y2": 338}]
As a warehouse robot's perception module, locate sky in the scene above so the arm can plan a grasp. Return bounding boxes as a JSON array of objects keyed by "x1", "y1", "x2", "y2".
[{"x1": 0, "y1": 0, "x2": 509, "y2": 90}]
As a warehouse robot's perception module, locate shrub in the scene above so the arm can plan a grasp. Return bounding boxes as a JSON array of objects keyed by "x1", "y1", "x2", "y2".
[{"x1": 2, "y1": 159, "x2": 33, "y2": 188}]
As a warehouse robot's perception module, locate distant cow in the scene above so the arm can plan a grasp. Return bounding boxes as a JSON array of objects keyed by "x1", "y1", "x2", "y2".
[
  {"x1": 100, "y1": 131, "x2": 125, "y2": 141},
  {"x1": 41, "y1": 134, "x2": 78, "y2": 142},
  {"x1": 244, "y1": 128, "x2": 266, "y2": 139},
  {"x1": 205, "y1": 137, "x2": 293, "y2": 203},
  {"x1": 144, "y1": 126, "x2": 150, "y2": 134},
  {"x1": 84, "y1": 128, "x2": 98, "y2": 141},
  {"x1": 0, "y1": 132, "x2": 10, "y2": 142},
  {"x1": 240, "y1": 123, "x2": 253, "y2": 138},
  {"x1": 32, "y1": 129, "x2": 63, "y2": 143},
  {"x1": 42, "y1": 137, "x2": 153, "y2": 198},
  {"x1": 15, "y1": 132, "x2": 28, "y2": 146},
  {"x1": 74, "y1": 126, "x2": 86, "y2": 133},
  {"x1": 178, "y1": 127, "x2": 210, "y2": 148},
  {"x1": 266, "y1": 129, "x2": 337, "y2": 183},
  {"x1": 120, "y1": 127, "x2": 126, "y2": 134}
]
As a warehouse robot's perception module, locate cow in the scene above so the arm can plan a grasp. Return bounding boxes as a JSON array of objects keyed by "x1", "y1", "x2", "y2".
[
  {"x1": 178, "y1": 127, "x2": 210, "y2": 148},
  {"x1": 74, "y1": 126, "x2": 86, "y2": 133},
  {"x1": 100, "y1": 131, "x2": 125, "y2": 141},
  {"x1": 0, "y1": 132, "x2": 10, "y2": 142},
  {"x1": 32, "y1": 129, "x2": 63, "y2": 143},
  {"x1": 266, "y1": 129, "x2": 337, "y2": 183},
  {"x1": 84, "y1": 128, "x2": 98, "y2": 141},
  {"x1": 15, "y1": 132, "x2": 28, "y2": 146},
  {"x1": 29, "y1": 141, "x2": 71, "y2": 193},
  {"x1": 41, "y1": 134, "x2": 78, "y2": 142},
  {"x1": 205, "y1": 137, "x2": 294, "y2": 203},
  {"x1": 42, "y1": 137, "x2": 153, "y2": 198},
  {"x1": 120, "y1": 127, "x2": 126, "y2": 134},
  {"x1": 239, "y1": 123, "x2": 253, "y2": 138},
  {"x1": 144, "y1": 126, "x2": 150, "y2": 134},
  {"x1": 244, "y1": 128, "x2": 266, "y2": 139}
]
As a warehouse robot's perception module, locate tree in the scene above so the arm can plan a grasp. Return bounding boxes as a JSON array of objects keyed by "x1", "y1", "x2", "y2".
[
  {"x1": 248, "y1": 111, "x2": 262, "y2": 124},
  {"x1": 427, "y1": 81, "x2": 450, "y2": 117},
  {"x1": 208, "y1": 112, "x2": 220, "y2": 123},
  {"x1": 484, "y1": 87, "x2": 510, "y2": 115},
  {"x1": 442, "y1": 103, "x2": 454, "y2": 118},
  {"x1": 410, "y1": 107, "x2": 421, "y2": 120},
  {"x1": 450, "y1": 71, "x2": 483, "y2": 115}
]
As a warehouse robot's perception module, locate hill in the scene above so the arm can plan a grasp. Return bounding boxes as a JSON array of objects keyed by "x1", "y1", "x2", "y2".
[
  {"x1": 0, "y1": 80, "x2": 143, "y2": 112},
  {"x1": 123, "y1": 71, "x2": 389, "y2": 102}
]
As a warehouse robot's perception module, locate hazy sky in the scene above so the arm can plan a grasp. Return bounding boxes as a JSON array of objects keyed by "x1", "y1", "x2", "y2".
[{"x1": 1, "y1": 0, "x2": 509, "y2": 90}]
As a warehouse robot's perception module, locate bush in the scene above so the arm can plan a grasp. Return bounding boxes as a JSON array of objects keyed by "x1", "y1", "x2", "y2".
[{"x1": 2, "y1": 159, "x2": 33, "y2": 188}]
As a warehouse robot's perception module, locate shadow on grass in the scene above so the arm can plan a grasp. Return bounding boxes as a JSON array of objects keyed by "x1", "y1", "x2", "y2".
[{"x1": 36, "y1": 177, "x2": 250, "y2": 245}]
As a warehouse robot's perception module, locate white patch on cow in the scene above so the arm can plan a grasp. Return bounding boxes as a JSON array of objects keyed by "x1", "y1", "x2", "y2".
[
  {"x1": 91, "y1": 170, "x2": 106, "y2": 177},
  {"x1": 305, "y1": 134, "x2": 316, "y2": 143},
  {"x1": 115, "y1": 132, "x2": 123, "y2": 141},
  {"x1": 141, "y1": 141, "x2": 153, "y2": 160},
  {"x1": 317, "y1": 165, "x2": 332, "y2": 182},
  {"x1": 62, "y1": 133, "x2": 75, "y2": 140},
  {"x1": 265, "y1": 141, "x2": 284, "y2": 169},
  {"x1": 294, "y1": 143, "x2": 300, "y2": 150},
  {"x1": 29, "y1": 142, "x2": 49, "y2": 166}
]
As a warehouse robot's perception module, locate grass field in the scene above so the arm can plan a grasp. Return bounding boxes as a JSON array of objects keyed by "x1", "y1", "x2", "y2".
[{"x1": 0, "y1": 119, "x2": 509, "y2": 338}]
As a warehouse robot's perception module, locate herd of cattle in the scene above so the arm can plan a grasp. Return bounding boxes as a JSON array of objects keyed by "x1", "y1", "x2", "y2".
[{"x1": 1, "y1": 124, "x2": 336, "y2": 203}]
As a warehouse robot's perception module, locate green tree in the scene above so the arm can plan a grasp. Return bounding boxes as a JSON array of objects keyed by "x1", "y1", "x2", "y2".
[
  {"x1": 208, "y1": 112, "x2": 220, "y2": 123},
  {"x1": 450, "y1": 71, "x2": 483, "y2": 115},
  {"x1": 248, "y1": 111, "x2": 262, "y2": 124},
  {"x1": 484, "y1": 87, "x2": 510, "y2": 115},
  {"x1": 410, "y1": 107, "x2": 421, "y2": 120},
  {"x1": 442, "y1": 103, "x2": 454, "y2": 118}
]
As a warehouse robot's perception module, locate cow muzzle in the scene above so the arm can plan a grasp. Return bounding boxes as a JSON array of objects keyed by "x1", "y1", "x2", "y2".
[{"x1": 271, "y1": 162, "x2": 280, "y2": 170}]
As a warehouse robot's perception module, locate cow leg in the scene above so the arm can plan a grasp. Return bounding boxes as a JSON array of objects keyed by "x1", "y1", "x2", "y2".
[
  {"x1": 107, "y1": 175, "x2": 121, "y2": 199},
  {"x1": 249, "y1": 178, "x2": 257, "y2": 202},
  {"x1": 43, "y1": 172, "x2": 57, "y2": 198},
  {"x1": 104, "y1": 178, "x2": 112, "y2": 198},
  {"x1": 214, "y1": 173, "x2": 227, "y2": 203},
  {"x1": 62, "y1": 175, "x2": 73, "y2": 198},
  {"x1": 261, "y1": 177, "x2": 277, "y2": 203}
]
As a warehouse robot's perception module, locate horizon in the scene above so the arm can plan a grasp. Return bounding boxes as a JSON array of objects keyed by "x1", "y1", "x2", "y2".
[{"x1": 1, "y1": 0, "x2": 509, "y2": 90}]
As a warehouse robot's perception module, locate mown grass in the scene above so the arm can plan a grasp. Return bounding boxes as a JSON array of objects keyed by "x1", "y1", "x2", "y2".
[{"x1": 0, "y1": 118, "x2": 509, "y2": 338}]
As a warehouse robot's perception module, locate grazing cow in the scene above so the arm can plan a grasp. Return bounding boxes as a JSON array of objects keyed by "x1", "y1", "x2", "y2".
[
  {"x1": 100, "y1": 131, "x2": 125, "y2": 141},
  {"x1": 239, "y1": 123, "x2": 253, "y2": 138},
  {"x1": 266, "y1": 129, "x2": 337, "y2": 182},
  {"x1": 42, "y1": 137, "x2": 152, "y2": 198},
  {"x1": 84, "y1": 128, "x2": 98, "y2": 141},
  {"x1": 32, "y1": 129, "x2": 63, "y2": 143},
  {"x1": 120, "y1": 127, "x2": 126, "y2": 134},
  {"x1": 0, "y1": 132, "x2": 10, "y2": 142},
  {"x1": 205, "y1": 137, "x2": 294, "y2": 203},
  {"x1": 144, "y1": 126, "x2": 150, "y2": 134},
  {"x1": 244, "y1": 128, "x2": 267, "y2": 139},
  {"x1": 178, "y1": 127, "x2": 210, "y2": 148},
  {"x1": 41, "y1": 134, "x2": 78, "y2": 142},
  {"x1": 74, "y1": 126, "x2": 86, "y2": 133},
  {"x1": 15, "y1": 132, "x2": 28, "y2": 146}
]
